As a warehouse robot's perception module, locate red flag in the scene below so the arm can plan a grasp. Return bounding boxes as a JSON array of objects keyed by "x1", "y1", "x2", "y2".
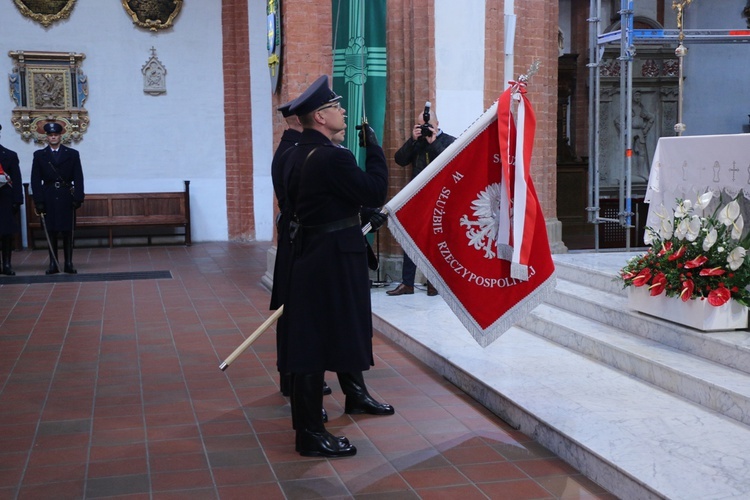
[{"x1": 385, "y1": 84, "x2": 555, "y2": 347}]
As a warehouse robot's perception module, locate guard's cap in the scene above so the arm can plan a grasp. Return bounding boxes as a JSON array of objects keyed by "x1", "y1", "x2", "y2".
[
  {"x1": 289, "y1": 75, "x2": 341, "y2": 116},
  {"x1": 44, "y1": 122, "x2": 63, "y2": 134},
  {"x1": 278, "y1": 99, "x2": 296, "y2": 118}
]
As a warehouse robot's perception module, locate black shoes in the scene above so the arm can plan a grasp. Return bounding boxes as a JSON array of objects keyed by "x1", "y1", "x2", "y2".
[
  {"x1": 322, "y1": 380, "x2": 332, "y2": 395},
  {"x1": 426, "y1": 281, "x2": 438, "y2": 296},
  {"x1": 64, "y1": 263, "x2": 77, "y2": 274},
  {"x1": 2, "y1": 265, "x2": 15, "y2": 276},
  {"x1": 296, "y1": 430, "x2": 357, "y2": 458},
  {"x1": 345, "y1": 393, "x2": 395, "y2": 415},
  {"x1": 46, "y1": 264, "x2": 59, "y2": 275}
]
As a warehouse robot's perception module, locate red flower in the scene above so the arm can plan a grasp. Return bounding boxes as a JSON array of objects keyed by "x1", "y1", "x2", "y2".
[
  {"x1": 657, "y1": 241, "x2": 673, "y2": 257},
  {"x1": 621, "y1": 271, "x2": 636, "y2": 281},
  {"x1": 684, "y1": 255, "x2": 708, "y2": 269},
  {"x1": 680, "y1": 279, "x2": 694, "y2": 302},
  {"x1": 707, "y1": 286, "x2": 731, "y2": 307},
  {"x1": 699, "y1": 267, "x2": 726, "y2": 277},
  {"x1": 632, "y1": 268, "x2": 652, "y2": 287},
  {"x1": 649, "y1": 272, "x2": 667, "y2": 296},
  {"x1": 668, "y1": 245, "x2": 686, "y2": 261}
]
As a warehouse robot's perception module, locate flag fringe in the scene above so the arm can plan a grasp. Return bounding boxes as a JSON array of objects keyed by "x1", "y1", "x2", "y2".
[{"x1": 388, "y1": 214, "x2": 556, "y2": 347}]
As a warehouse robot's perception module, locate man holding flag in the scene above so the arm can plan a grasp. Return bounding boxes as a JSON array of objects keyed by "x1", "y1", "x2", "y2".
[{"x1": 280, "y1": 75, "x2": 393, "y2": 458}]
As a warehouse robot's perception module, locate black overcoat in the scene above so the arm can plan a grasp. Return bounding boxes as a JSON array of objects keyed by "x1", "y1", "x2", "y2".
[
  {"x1": 278, "y1": 128, "x2": 388, "y2": 374},
  {"x1": 30, "y1": 145, "x2": 85, "y2": 232},
  {"x1": 270, "y1": 128, "x2": 302, "y2": 311},
  {"x1": 0, "y1": 144, "x2": 23, "y2": 235}
]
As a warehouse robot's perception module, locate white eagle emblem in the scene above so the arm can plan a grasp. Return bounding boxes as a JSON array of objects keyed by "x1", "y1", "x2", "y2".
[{"x1": 460, "y1": 183, "x2": 505, "y2": 259}]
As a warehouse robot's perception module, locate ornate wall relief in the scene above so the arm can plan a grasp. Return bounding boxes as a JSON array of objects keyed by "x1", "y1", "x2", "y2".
[
  {"x1": 13, "y1": 0, "x2": 77, "y2": 27},
  {"x1": 7, "y1": 51, "x2": 89, "y2": 144},
  {"x1": 122, "y1": 0, "x2": 183, "y2": 31},
  {"x1": 142, "y1": 47, "x2": 167, "y2": 95}
]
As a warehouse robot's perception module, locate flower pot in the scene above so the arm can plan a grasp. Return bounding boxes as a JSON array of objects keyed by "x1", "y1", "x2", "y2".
[{"x1": 627, "y1": 287, "x2": 749, "y2": 332}]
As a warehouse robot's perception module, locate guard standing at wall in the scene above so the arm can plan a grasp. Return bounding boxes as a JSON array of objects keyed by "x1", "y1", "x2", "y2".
[
  {"x1": 0, "y1": 124, "x2": 23, "y2": 276},
  {"x1": 280, "y1": 75, "x2": 392, "y2": 458},
  {"x1": 31, "y1": 122, "x2": 85, "y2": 274}
]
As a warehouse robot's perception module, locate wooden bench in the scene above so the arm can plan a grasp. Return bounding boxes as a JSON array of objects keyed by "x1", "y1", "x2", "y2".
[{"x1": 24, "y1": 180, "x2": 191, "y2": 248}]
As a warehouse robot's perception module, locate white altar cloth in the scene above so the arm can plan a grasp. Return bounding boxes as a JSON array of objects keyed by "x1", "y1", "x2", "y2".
[{"x1": 645, "y1": 134, "x2": 750, "y2": 223}]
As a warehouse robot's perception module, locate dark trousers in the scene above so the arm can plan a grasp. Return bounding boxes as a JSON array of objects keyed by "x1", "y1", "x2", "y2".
[{"x1": 401, "y1": 251, "x2": 416, "y2": 287}]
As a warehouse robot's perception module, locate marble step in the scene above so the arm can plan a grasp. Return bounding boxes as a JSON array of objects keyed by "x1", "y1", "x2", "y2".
[
  {"x1": 371, "y1": 288, "x2": 750, "y2": 500},
  {"x1": 520, "y1": 301, "x2": 750, "y2": 427},
  {"x1": 548, "y1": 277, "x2": 750, "y2": 376},
  {"x1": 552, "y1": 251, "x2": 635, "y2": 296}
]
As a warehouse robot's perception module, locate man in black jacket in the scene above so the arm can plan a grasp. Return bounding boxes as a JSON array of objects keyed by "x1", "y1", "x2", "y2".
[
  {"x1": 0, "y1": 124, "x2": 23, "y2": 275},
  {"x1": 280, "y1": 75, "x2": 393, "y2": 458},
  {"x1": 31, "y1": 122, "x2": 85, "y2": 274},
  {"x1": 387, "y1": 108, "x2": 455, "y2": 296}
]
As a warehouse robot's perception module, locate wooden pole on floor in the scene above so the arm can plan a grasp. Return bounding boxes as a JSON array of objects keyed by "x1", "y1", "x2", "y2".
[{"x1": 219, "y1": 306, "x2": 283, "y2": 371}]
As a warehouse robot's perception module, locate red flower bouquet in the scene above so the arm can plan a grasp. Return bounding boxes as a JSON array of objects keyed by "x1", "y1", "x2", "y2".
[{"x1": 619, "y1": 193, "x2": 750, "y2": 307}]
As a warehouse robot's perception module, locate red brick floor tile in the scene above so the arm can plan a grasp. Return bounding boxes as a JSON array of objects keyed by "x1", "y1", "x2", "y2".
[
  {"x1": 457, "y1": 461, "x2": 529, "y2": 483},
  {"x1": 415, "y1": 484, "x2": 490, "y2": 500},
  {"x1": 477, "y1": 478, "x2": 557, "y2": 499},
  {"x1": 400, "y1": 465, "x2": 469, "y2": 489},
  {"x1": 87, "y1": 457, "x2": 149, "y2": 478}
]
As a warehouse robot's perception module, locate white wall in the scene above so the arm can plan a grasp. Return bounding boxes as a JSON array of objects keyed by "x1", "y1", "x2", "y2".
[
  {"x1": 435, "y1": 0, "x2": 486, "y2": 138},
  {"x1": 0, "y1": 0, "x2": 228, "y2": 242}
]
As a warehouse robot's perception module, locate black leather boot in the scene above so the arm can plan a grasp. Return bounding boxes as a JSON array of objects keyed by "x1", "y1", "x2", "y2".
[
  {"x1": 293, "y1": 372, "x2": 356, "y2": 457},
  {"x1": 323, "y1": 380, "x2": 332, "y2": 396},
  {"x1": 46, "y1": 235, "x2": 59, "y2": 275},
  {"x1": 62, "y1": 232, "x2": 77, "y2": 274},
  {"x1": 1, "y1": 236, "x2": 15, "y2": 276},
  {"x1": 338, "y1": 371, "x2": 395, "y2": 415}
]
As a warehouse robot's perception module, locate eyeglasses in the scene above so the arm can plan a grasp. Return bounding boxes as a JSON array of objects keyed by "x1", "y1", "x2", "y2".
[{"x1": 317, "y1": 102, "x2": 342, "y2": 112}]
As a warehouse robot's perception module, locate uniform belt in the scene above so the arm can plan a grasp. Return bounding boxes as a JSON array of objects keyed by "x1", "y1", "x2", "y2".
[
  {"x1": 52, "y1": 181, "x2": 69, "y2": 189},
  {"x1": 303, "y1": 215, "x2": 360, "y2": 236}
]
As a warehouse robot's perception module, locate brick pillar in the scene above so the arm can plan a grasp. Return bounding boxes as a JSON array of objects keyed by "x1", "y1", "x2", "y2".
[
  {"x1": 381, "y1": 0, "x2": 436, "y2": 257},
  {"x1": 223, "y1": 0, "x2": 253, "y2": 240},
  {"x1": 513, "y1": 0, "x2": 565, "y2": 252}
]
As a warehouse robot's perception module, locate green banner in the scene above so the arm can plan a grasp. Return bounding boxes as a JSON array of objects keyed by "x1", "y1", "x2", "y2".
[{"x1": 332, "y1": 0, "x2": 387, "y2": 169}]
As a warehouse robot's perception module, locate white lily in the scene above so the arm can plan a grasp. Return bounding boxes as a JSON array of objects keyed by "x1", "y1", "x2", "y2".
[
  {"x1": 643, "y1": 228, "x2": 655, "y2": 245},
  {"x1": 695, "y1": 191, "x2": 713, "y2": 211},
  {"x1": 731, "y1": 214, "x2": 744, "y2": 240},
  {"x1": 718, "y1": 200, "x2": 741, "y2": 227},
  {"x1": 727, "y1": 246, "x2": 747, "y2": 271},
  {"x1": 684, "y1": 215, "x2": 702, "y2": 242},
  {"x1": 659, "y1": 217, "x2": 674, "y2": 240},
  {"x1": 674, "y1": 218, "x2": 688, "y2": 240},
  {"x1": 674, "y1": 200, "x2": 692, "y2": 218},
  {"x1": 702, "y1": 228, "x2": 718, "y2": 251}
]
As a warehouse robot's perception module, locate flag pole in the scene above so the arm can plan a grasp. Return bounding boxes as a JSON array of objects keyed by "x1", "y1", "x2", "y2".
[{"x1": 219, "y1": 306, "x2": 284, "y2": 371}]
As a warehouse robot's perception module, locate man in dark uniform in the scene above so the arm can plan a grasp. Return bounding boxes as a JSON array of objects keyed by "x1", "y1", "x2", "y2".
[
  {"x1": 31, "y1": 122, "x2": 85, "y2": 274},
  {"x1": 0, "y1": 124, "x2": 23, "y2": 276},
  {"x1": 270, "y1": 99, "x2": 303, "y2": 398},
  {"x1": 279, "y1": 75, "x2": 393, "y2": 458},
  {"x1": 387, "y1": 107, "x2": 456, "y2": 296}
]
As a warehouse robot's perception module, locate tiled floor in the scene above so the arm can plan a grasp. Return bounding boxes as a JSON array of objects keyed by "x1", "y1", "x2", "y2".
[{"x1": 0, "y1": 242, "x2": 614, "y2": 499}]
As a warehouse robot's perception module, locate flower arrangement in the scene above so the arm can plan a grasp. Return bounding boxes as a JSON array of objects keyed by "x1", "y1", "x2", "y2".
[{"x1": 619, "y1": 192, "x2": 750, "y2": 307}]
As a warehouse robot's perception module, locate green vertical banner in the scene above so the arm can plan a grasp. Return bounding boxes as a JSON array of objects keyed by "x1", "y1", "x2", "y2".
[{"x1": 332, "y1": 0, "x2": 387, "y2": 169}]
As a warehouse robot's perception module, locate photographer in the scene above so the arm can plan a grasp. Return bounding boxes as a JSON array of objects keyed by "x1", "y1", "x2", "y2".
[{"x1": 388, "y1": 104, "x2": 456, "y2": 296}]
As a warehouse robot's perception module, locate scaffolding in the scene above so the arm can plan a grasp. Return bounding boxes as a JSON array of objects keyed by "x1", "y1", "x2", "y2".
[{"x1": 586, "y1": 0, "x2": 750, "y2": 251}]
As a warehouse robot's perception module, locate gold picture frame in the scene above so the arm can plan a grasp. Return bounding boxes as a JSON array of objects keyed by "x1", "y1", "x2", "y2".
[
  {"x1": 13, "y1": 0, "x2": 77, "y2": 27},
  {"x1": 8, "y1": 51, "x2": 89, "y2": 144},
  {"x1": 122, "y1": 0, "x2": 183, "y2": 31}
]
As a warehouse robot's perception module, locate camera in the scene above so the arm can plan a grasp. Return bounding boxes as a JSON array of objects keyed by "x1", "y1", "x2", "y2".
[{"x1": 418, "y1": 101, "x2": 433, "y2": 139}]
